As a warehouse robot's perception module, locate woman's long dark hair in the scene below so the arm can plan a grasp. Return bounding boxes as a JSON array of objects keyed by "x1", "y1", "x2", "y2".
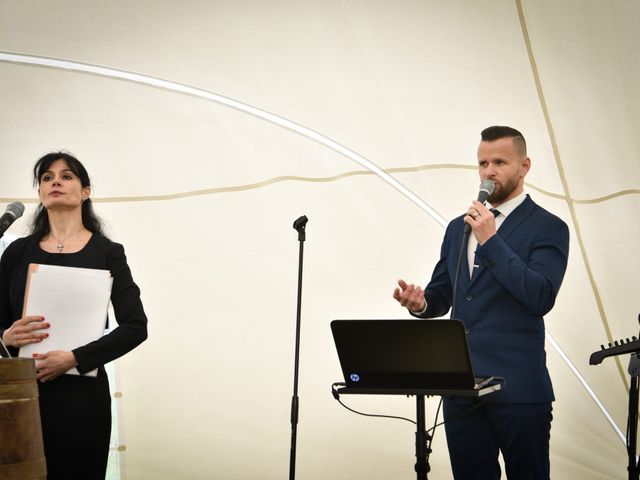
[{"x1": 31, "y1": 152, "x2": 106, "y2": 239}]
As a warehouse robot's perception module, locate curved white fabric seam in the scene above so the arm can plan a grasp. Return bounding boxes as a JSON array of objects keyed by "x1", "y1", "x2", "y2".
[
  {"x1": 0, "y1": 50, "x2": 447, "y2": 227},
  {"x1": 0, "y1": 50, "x2": 622, "y2": 442},
  {"x1": 514, "y1": 0, "x2": 625, "y2": 446}
]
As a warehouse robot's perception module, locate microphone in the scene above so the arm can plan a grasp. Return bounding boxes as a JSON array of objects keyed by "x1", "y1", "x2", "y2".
[
  {"x1": 452, "y1": 179, "x2": 495, "y2": 319},
  {"x1": 0, "y1": 202, "x2": 25, "y2": 239},
  {"x1": 463, "y1": 180, "x2": 495, "y2": 234}
]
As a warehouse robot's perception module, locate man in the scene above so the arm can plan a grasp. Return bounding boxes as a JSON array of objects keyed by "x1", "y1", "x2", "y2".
[{"x1": 393, "y1": 126, "x2": 569, "y2": 479}]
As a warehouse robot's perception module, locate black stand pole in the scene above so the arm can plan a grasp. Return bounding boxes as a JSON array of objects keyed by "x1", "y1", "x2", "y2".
[
  {"x1": 589, "y1": 314, "x2": 640, "y2": 480},
  {"x1": 414, "y1": 395, "x2": 432, "y2": 480},
  {"x1": 628, "y1": 354, "x2": 640, "y2": 480},
  {"x1": 289, "y1": 215, "x2": 308, "y2": 480}
]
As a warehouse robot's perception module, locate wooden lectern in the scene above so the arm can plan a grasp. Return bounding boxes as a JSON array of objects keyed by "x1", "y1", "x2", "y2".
[{"x1": 0, "y1": 358, "x2": 47, "y2": 479}]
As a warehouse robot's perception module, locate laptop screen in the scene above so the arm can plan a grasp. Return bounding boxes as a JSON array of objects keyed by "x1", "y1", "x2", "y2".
[{"x1": 331, "y1": 319, "x2": 476, "y2": 390}]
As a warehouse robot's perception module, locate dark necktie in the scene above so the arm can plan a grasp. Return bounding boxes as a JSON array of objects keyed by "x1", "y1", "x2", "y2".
[{"x1": 472, "y1": 209, "x2": 501, "y2": 279}]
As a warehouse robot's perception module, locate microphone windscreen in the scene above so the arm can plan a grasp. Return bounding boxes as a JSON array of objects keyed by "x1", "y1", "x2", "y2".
[
  {"x1": 6, "y1": 202, "x2": 25, "y2": 219},
  {"x1": 477, "y1": 179, "x2": 495, "y2": 203}
]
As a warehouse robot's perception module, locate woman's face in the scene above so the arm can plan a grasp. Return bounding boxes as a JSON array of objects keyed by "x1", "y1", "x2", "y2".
[{"x1": 38, "y1": 159, "x2": 90, "y2": 211}]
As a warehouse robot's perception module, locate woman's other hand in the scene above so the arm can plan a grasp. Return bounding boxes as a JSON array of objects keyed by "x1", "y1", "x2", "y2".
[{"x1": 33, "y1": 351, "x2": 78, "y2": 382}]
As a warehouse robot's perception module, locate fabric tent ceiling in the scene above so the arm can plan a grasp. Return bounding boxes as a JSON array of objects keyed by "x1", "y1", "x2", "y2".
[{"x1": 1, "y1": 0, "x2": 638, "y2": 478}]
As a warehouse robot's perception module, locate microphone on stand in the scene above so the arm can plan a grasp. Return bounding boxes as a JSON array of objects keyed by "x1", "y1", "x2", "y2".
[
  {"x1": 463, "y1": 180, "x2": 495, "y2": 234},
  {"x1": 0, "y1": 202, "x2": 23, "y2": 356},
  {"x1": 0, "y1": 202, "x2": 25, "y2": 239}
]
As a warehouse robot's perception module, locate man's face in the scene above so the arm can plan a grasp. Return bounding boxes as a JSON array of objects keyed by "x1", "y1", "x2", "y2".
[{"x1": 477, "y1": 137, "x2": 530, "y2": 206}]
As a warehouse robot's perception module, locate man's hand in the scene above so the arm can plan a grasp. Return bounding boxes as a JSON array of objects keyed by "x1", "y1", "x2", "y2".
[
  {"x1": 393, "y1": 279, "x2": 426, "y2": 312},
  {"x1": 464, "y1": 200, "x2": 497, "y2": 245}
]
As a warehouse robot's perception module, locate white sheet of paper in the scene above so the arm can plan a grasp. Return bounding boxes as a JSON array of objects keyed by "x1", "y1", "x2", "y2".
[{"x1": 19, "y1": 264, "x2": 113, "y2": 377}]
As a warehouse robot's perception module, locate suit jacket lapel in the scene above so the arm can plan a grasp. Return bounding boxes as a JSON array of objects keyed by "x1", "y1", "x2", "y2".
[
  {"x1": 494, "y1": 195, "x2": 535, "y2": 242},
  {"x1": 469, "y1": 195, "x2": 535, "y2": 285}
]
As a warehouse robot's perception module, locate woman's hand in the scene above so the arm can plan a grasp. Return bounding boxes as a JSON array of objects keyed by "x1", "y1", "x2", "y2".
[
  {"x1": 2, "y1": 315, "x2": 49, "y2": 348},
  {"x1": 33, "y1": 351, "x2": 78, "y2": 382}
]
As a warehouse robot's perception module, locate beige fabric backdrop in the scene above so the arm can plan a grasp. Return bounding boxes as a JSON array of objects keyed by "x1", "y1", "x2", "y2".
[{"x1": 1, "y1": 0, "x2": 638, "y2": 478}]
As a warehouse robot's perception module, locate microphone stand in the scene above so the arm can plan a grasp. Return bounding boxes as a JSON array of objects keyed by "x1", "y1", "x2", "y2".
[
  {"x1": 589, "y1": 315, "x2": 640, "y2": 480},
  {"x1": 289, "y1": 215, "x2": 308, "y2": 480},
  {"x1": 627, "y1": 353, "x2": 639, "y2": 480},
  {"x1": 0, "y1": 337, "x2": 11, "y2": 358}
]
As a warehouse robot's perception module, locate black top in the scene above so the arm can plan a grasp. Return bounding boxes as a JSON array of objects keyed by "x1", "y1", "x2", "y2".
[{"x1": 0, "y1": 233, "x2": 148, "y2": 373}]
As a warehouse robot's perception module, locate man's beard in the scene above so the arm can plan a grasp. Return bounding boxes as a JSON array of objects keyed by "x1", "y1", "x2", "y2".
[{"x1": 488, "y1": 177, "x2": 518, "y2": 205}]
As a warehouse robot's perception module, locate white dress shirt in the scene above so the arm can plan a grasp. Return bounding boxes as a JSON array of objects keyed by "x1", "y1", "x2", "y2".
[{"x1": 467, "y1": 190, "x2": 527, "y2": 276}]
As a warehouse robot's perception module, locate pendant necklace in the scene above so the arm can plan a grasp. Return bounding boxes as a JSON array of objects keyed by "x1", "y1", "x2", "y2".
[{"x1": 52, "y1": 229, "x2": 84, "y2": 253}]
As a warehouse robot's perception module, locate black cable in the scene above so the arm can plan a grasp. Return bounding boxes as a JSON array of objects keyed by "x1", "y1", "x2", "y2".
[
  {"x1": 331, "y1": 383, "x2": 416, "y2": 425},
  {"x1": 332, "y1": 384, "x2": 492, "y2": 436},
  {"x1": 427, "y1": 400, "x2": 487, "y2": 436},
  {"x1": 426, "y1": 397, "x2": 443, "y2": 450},
  {"x1": 451, "y1": 231, "x2": 470, "y2": 320}
]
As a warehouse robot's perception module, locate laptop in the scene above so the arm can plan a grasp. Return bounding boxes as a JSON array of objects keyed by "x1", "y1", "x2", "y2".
[{"x1": 331, "y1": 319, "x2": 501, "y2": 396}]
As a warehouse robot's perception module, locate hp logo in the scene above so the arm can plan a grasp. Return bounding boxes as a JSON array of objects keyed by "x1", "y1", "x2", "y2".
[{"x1": 350, "y1": 373, "x2": 360, "y2": 382}]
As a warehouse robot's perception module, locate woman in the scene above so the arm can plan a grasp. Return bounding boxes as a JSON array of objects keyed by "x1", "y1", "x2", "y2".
[{"x1": 0, "y1": 152, "x2": 148, "y2": 479}]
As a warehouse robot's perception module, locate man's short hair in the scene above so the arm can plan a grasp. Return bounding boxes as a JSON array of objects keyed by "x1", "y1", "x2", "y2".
[{"x1": 481, "y1": 126, "x2": 527, "y2": 156}]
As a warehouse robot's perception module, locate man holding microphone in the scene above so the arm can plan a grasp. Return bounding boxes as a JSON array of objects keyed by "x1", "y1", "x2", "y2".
[{"x1": 394, "y1": 126, "x2": 569, "y2": 480}]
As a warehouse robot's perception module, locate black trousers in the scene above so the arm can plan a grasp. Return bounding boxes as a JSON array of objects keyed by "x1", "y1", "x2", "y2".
[{"x1": 443, "y1": 399, "x2": 552, "y2": 480}]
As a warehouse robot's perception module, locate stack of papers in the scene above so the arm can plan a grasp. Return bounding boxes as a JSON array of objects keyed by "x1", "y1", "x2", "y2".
[{"x1": 19, "y1": 264, "x2": 113, "y2": 376}]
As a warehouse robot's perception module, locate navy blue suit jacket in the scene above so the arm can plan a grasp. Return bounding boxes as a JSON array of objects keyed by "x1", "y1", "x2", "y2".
[{"x1": 416, "y1": 195, "x2": 569, "y2": 403}]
